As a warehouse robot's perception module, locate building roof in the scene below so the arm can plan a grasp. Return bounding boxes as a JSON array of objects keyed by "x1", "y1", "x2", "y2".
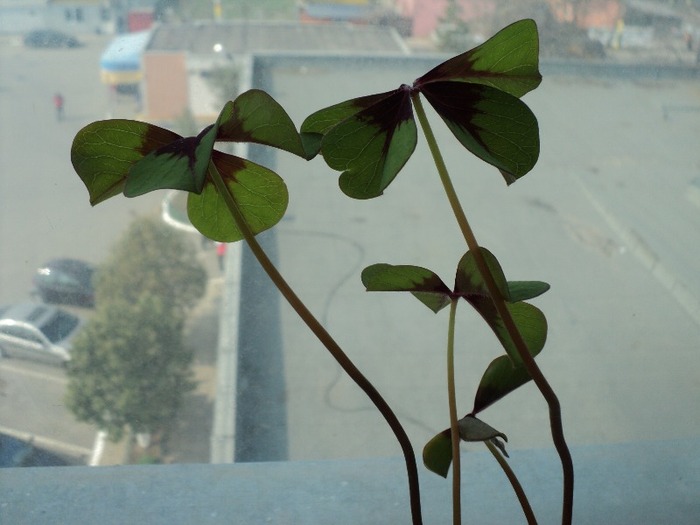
[
  {"x1": 146, "y1": 20, "x2": 408, "y2": 55},
  {"x1": 100, "y1": 31, "x2": 151, "y2": 72},
  {"x1": 301, "y1": 3, "x2": 374, "y2": 22}
]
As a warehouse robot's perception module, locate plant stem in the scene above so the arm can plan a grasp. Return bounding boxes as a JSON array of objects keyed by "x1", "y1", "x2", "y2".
[
  {"x1": 484, "y1": 441, "x2": 537, "y2": 525},
  {"x1": 208, "y1": 165, "x2": 423, "y2": 525},
  {"x1": 411, "y1": 92, "x2": 573, "y2": 525},
  {"x1": 447, "y1": 298, "x2": 461, "y2": 525}
]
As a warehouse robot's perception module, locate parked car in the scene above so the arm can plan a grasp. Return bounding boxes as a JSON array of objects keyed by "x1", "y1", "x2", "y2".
[
  {"x1": 0, "y1": 303, "x2": 83, "y2": 366},
  {"x1": 23, "y1": 29, "x2": 81, "y2": 49},
  {"x1": 33, "y1": 258, "x2": 95, "y2": 307}
]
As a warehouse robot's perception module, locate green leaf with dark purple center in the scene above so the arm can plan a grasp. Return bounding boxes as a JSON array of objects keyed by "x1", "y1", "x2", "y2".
[
  {"x1": 125, "y1": 123, "x2": 217, "y2": 197},
  {"x1": 419, "y1": 81, "x2": 539, "y2": 184},
  {"x1": 216, "y1": 89, "x2": 307, "y2": 159},
  {"x1": 361, "y1": 263, "x2": 452, "y2": 313},
  {"x1": 306, "y1": 87, "x2": 417, "y2": 199},
  {"x1": 415, "y1": 18, "x2": 542, "y2": 98},
  {"x1": 300, "y1": 91, "x2": 399, "y2": 159},
  {"x1": 71, "y1": 119, "x2": 181, "y2": 205},
  {"x1": 186, "y1": 151, "x2": 289, "y2": 243}
]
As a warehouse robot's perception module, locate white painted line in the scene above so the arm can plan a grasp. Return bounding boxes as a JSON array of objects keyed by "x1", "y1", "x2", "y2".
[
  {"x1": 0, "y1": 424, "x2": 91, "y2": 458},
  {"x1": 89, "y1": 430, "x2": 108, "y2": 466},
  {"x1": 577, "y1": 177, "x2": 700, "y2": 327},
  {"x1": 0, "y1": 361, "x2": 66, "y2": 384}
]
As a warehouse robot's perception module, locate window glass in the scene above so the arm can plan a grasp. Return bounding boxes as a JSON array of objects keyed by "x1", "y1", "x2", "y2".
[
  {"x1": 0, "y1": 2, "x2": 698, "y2": 512},
  {"x1": 39, "y1": 311, "x2": 79, "y2": 343}
]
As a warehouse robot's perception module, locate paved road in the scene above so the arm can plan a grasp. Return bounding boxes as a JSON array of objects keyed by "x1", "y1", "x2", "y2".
[
  {"x1": 0, "y1": 36, "x2": 162, "y2": 458},
  {"x1": 230, "y1": 61, "x2": 700, "y2": 462},
  {"x1": 0, "y1": 35, "x2": 162, "y2": 305},
  {"x1": 0, "y1": 359, "x2": 94, "y2": 461}
]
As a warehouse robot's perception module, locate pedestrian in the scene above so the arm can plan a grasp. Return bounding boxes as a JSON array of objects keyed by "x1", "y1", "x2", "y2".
[
  {"x1": 216, "y1": 242, "x2": 227, "y2": 271},
  {"x1": 53, "y1": 92, "x2": 64, "y2": 121}
]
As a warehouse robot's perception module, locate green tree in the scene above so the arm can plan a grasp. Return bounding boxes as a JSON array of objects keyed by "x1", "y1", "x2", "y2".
[
  {"x1": 435, "y1": 0, "x2": 472, "y2": 52},
  {"x1": 95, "y1": 216, "x2": 206, "y2": 315},
  {"x1": 65, "y1": 295, "x2": 195, "y2": 441}
]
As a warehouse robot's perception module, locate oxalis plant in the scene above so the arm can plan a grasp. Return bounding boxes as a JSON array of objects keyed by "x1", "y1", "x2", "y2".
[{"x1": 71, "y1": 19, "x2": 573, "y2": 525}]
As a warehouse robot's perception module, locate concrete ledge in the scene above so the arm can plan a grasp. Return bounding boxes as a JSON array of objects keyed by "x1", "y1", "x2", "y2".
[{"x1": 2, "y1": 439, "x2": 698, "y2": 524}]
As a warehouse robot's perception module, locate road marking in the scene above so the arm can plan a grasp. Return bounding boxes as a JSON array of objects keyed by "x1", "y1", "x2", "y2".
[
  {"x1": 89, "y1": 430, "x2": 107, "y2": 466},
  {"x1": 577, "y1": 176, "x2": 700, "y2": 327},
  {"x1": 0, "y1": 361, "x2": 67, "y2": 384},
  {"x1": 0, "y1": 424, "x2": 91, "y2": 458}
]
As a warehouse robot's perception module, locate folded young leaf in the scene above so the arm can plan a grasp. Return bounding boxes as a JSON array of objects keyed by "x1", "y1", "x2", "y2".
[
  {"x1": 507, "y1": 280, "x2": 550, "y2": 302},
  {"x1": 466, "y1": 299, "x2": 547, "y2": 365},
  {"x1": 71, "y1": 120, "x2": 181, "y2": 205},
  {"x1": 361, "y1": 263, "x2": 452, "y2": 313},
  {"x1": 422, "y1": 429, "x2": 452, "y2": 478},
  {"x1": 423, "y1": 417, "x2": 508, "y2": 478},
  {"x1": 454, "y1": 248, "x2": 509, "y2": 301},
  {"x1": 415, "y1": 18, "x2": 542, "y2": 98},
  {"x1": 457, "y1": 414, "x2": 507, "y2": 443},
  {"x1": 472, "y1": 351, "x2": 540, "y2": 415}
]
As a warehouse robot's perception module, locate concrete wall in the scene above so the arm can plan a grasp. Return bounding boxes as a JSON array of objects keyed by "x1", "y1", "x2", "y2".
[
  {"x1": 0, "y1": 3, "x2": 111, "y2": 35},
  {"x1": 142, "y1": 51, "x2": 188, "y2": 121}
]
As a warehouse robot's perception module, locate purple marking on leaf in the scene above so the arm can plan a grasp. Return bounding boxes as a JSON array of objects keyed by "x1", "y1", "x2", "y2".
[
  {"x1": 211, "y1": 150, "x2": 247, "y2": 183},
  {"x1": 147, "y1": 124, "x2": 214, "y2": 173},
  {"x1": 418, "y1": 81, "x2": 481, "y2": 129},
  {"x1": 413, "y1": 54, "x2": 477, "y2": 88},
  {"x1": 355, "y1": 87, "x2": 414, "y2": 133}
]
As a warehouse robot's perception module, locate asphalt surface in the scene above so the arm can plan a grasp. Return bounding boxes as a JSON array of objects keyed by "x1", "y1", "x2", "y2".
[
  {"x1": 2, "y1": 33, "x2": 699, "y2": 470},
  {"x1": 0, "y1": 35, "x2": 205, "y2": 464},
  {"x1": 230, "y1": 59, "x2": 700, "y2": 462}
]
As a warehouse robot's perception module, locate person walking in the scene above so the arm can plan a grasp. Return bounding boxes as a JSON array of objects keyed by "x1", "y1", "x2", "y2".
[
  {"x1": 216, "y1": 242, "x2": 227, "y2": 271},
  {"x1": 53, "y1": 92, "x2": 64, "y2": 121}
]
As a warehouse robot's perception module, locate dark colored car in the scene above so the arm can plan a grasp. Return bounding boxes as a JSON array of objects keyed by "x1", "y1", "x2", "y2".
[
  {"x1": 23, "y1": 29, "x2": 82, "y2": 49},
  {"x1": 32, "y1": 258, "x2": 95, "y2": 307}
]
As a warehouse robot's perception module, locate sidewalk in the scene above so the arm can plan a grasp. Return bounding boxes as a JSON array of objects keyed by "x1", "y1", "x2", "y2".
[{"x1": 98, "y1": 245, "x2": 222, "y2": 466}]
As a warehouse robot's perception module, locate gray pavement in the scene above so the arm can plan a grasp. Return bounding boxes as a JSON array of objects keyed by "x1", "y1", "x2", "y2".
[
  {"x1": 228, "y1": 59, "x2": 700, "y2": 463},
  {"x1": 0, "y1": 36, "x2": 219, "y2": 465},
  {"x1": 3, "y1": 32, "x2": 699, "y2": 473},
  {"x1": 0, "y1": 35, "x2": 162, "y2": 462}
]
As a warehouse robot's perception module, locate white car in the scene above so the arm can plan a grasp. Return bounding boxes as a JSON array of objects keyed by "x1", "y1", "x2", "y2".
[{"x1": 0, "y1": 302, "x2": 83, "y2": 366}]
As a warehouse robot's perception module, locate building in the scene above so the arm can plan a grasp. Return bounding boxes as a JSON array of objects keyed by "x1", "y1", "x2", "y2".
[
  {"x1": 140, "y1": 20, "x2": 410, "y2": 122},
  {"x1": 0, "y1": 0, "x2": 158, "y2": 35}
]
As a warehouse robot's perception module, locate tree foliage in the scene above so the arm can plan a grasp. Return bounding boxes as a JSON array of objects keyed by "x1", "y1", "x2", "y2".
[
  {"x1": 65, "y1": 295, "x2": 195, "y2": 441},
  {"x1": 65, "y1": 216, "x2": 205, "y2": 442},
  {"x1": 95, "y1": 216, "x2": 206, "y2": 315}
]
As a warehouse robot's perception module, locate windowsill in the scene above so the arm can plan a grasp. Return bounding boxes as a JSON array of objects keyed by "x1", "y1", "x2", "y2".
[{"x1": 2, "y1": 438, "x2": 698, "y2": 524}]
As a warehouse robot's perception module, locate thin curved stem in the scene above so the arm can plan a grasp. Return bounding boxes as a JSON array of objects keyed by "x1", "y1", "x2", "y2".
[
  {"x1": 446, "y1": 298, "x2": 461, "y2": 525},
  {"x1": 208, "y1": 165, "x2": 423, "y2": 525},
  {"x1": 411, "y1": 92, "x2": 573, "y2": 525},
  {"x1": 484, "y1": 441, "x2": 537, "y2": 525}
]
